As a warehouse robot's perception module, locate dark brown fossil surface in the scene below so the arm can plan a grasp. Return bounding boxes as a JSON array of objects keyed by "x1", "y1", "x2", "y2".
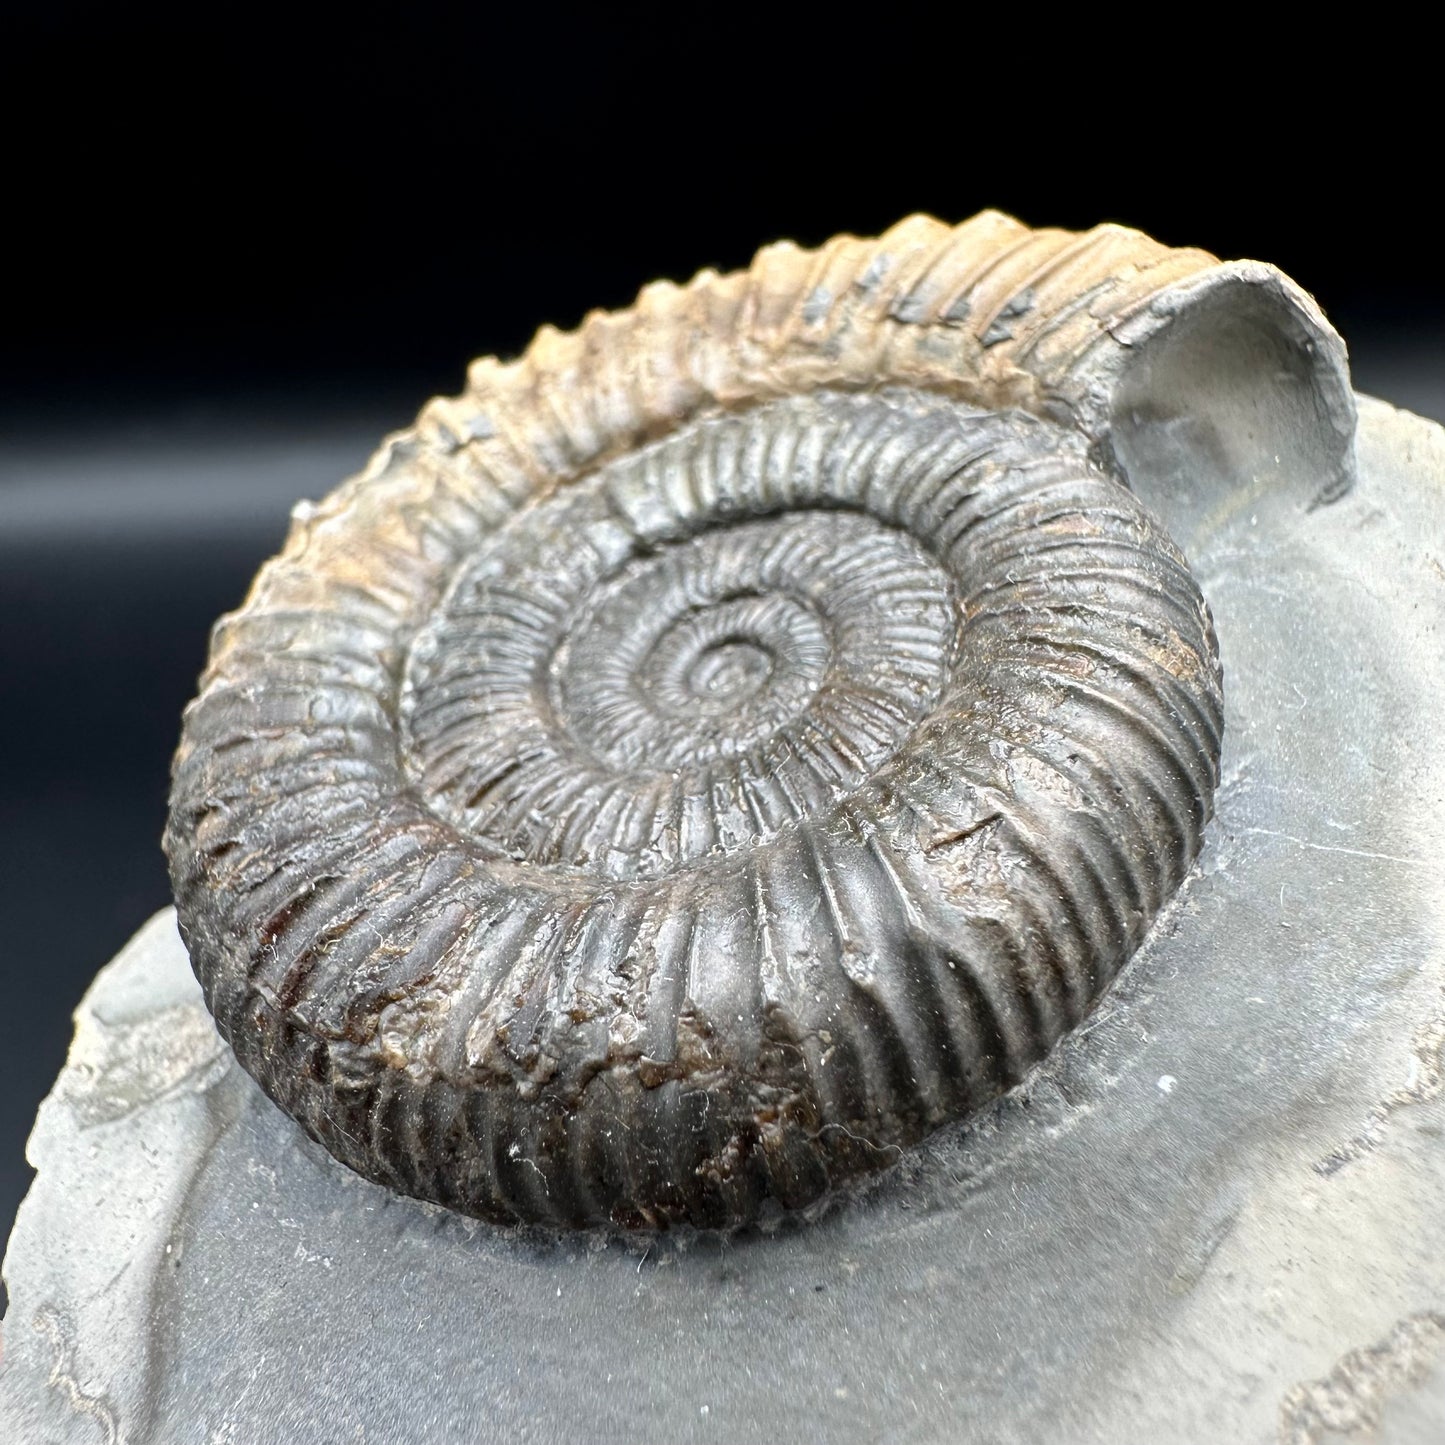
[{"x1": 165, "y1": 213, "x2": 1350, "y2": 1229}]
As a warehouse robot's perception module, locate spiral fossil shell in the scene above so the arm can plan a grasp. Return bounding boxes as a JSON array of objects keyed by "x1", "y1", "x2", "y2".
[{"x1": 166, "y1": 212, "x2": 1352, "y2": 1229}]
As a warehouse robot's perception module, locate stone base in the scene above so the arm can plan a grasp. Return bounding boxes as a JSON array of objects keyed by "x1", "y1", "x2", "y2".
[{"x1": 4, "y1": 397, "x2": 1445, "y2": 1444}]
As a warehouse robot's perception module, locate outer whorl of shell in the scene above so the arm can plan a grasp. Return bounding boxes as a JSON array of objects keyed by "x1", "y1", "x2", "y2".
[{"x1": 166, "y1": 212, "x2": 1352, "y2": 1230}]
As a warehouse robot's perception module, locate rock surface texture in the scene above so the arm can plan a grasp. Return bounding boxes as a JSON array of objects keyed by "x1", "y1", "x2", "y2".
[
  {"x1": 5, "y1": 392, "x2": 1445, "y2": 1440},
  {"x1": 162, "y1": 214, "x2": 1349, "y2": 1228}
]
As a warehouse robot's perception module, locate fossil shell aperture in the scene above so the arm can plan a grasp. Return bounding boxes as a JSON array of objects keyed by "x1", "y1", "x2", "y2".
[{"x1": 166, "y1": 212, "x2": 1352, "y2": 1229}]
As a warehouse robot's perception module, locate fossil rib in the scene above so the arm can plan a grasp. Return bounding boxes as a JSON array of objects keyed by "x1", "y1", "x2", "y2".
[{"x1": 165, "y1": 213, "x2": 1350, "y2": 1229}]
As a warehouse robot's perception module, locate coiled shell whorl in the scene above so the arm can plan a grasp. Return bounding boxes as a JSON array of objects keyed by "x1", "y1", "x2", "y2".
[{"x1": 166, "y1": 212, "x2": 1352, "y2": 1230}]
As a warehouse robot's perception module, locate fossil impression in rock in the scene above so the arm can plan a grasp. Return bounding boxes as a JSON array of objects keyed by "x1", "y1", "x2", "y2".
[{"x1": 166, "y1": 213, "x2": 1353, "y2": 1230}]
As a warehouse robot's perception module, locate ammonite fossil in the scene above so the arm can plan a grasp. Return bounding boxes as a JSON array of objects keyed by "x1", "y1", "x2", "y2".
[{"x1": 166, "y1": 212, "x2": 1352, "y2": 1230}]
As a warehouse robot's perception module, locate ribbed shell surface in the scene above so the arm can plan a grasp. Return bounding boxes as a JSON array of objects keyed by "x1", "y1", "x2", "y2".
[{"x1": 167, "y1": 217, "x2": 1229, "y2": 1230}]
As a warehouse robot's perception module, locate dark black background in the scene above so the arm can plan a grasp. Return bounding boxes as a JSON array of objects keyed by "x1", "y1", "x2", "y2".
[{"x1": 1, "y1": 5, "x2": 1440, "y2": 1270}]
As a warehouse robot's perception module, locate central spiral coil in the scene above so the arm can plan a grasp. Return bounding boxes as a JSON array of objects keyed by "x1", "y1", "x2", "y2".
[{"x1": 402, "y1": 398, "x2": 966, "y2": 879}]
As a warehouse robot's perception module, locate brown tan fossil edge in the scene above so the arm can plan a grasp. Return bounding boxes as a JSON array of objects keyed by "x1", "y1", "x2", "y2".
[{"x1": 368, "y1": 209, "x2": 1350, "y2": 575}]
